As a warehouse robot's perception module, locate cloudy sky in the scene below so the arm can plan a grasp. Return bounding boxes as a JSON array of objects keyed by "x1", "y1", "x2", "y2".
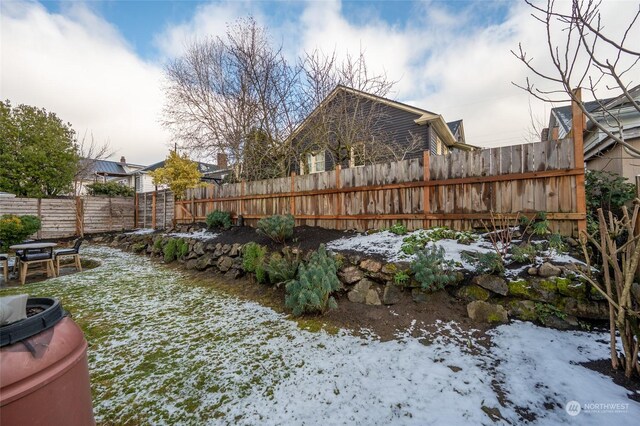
[{"x1": 1, "y1": 0, "x2": 638, "y2": 165}]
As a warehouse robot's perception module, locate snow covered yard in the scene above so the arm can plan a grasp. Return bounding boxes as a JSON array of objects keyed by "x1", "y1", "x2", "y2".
[{"x1": 1, "y1": 245, "x2": 637, "y2": 425}]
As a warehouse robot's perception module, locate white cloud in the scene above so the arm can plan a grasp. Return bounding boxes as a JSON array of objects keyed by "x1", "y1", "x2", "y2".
[
  {"x1": 2, "y1": 0, "x2": 638, "y2": 169},
  {"x1": 0, "y1": 1, "x2": 171, "y2": 165}
]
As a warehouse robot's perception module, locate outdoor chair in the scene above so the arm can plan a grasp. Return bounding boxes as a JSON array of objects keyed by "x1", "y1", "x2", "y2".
[
  {"x1": 18, "y1": 248, "x2": 56, "y2": 285},
  {"x1": 0, "y1": 252, "x2": 7, "y2": 282},
  {"x1": 55, "y1": 238, "x2": 83, "y2": 275}
]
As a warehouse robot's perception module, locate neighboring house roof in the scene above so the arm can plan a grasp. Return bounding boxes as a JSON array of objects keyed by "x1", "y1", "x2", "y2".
[
  {"x1": 549, "y1": 99, "x2": 613, "y2": 137},
  {"x1": 80, "y1": 159, "x2": 146, "y2": 178},
  {"x1": 547, "y1": 85, "x2": 640, "y2": 160},
  {"x1": 447, "y1": 119, "x2": 463, "y2": 136},
  {"x1": 137, "y1": 160, "x2": 219, "y2": 174},
  {"x1": 289, "y1": 84, "x2": 472, "y2": 150}
]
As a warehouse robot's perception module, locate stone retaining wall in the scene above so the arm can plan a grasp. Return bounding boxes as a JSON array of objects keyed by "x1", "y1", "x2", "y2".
[{"x1": 91, "y1": 229, "x2": 613, "y2": 330}]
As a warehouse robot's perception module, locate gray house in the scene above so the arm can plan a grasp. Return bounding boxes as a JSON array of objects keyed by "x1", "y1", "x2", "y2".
[
  {"x1": 290, "y1": 85, "x2": 472, "y2": 174},
  {"x1": 543, "y1": 85, "x2": 640, "y2": 181}
]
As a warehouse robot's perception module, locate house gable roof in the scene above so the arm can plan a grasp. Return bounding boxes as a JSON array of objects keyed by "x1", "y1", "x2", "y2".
[
  {"x1": 137, "y1": 160, "x2": 219, "y2": 174},
  {"x1": 289, "y1": 84, "x2": 469, "y2": 149},
  {"x1": 81, "y1": 159, "x2": 146, "y2": 177}
]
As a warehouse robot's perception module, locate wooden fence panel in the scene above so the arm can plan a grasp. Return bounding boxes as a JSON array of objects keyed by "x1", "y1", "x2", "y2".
[
  {"x1": 135, "y1": 190, "x2": 174, "y2": 229},
  {"x1": 172, "y1": 138, "x2": 585, "y2": 237},
  {"x1": 0, "y1": 196, "x2": 135, "y2": 238}
]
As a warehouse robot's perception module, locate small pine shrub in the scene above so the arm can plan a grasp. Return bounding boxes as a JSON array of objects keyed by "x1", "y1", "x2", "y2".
[
  {"x1": 242, "y1": 242, "x2": 268, "y2": 283},
  {"x1": 511, "y1": 244, "x2": 537, "y2": 263},
  {"x1": 163, "y1": 238, "x2": 178, "y2": 263},
  {"x1": 131, "y1": 242, "x2": 146, "y2": 253},
  {"x1": 410, "y1": 246, "x2": 458, "y2": 291},
  {"x1": 266, "y1": 249, "x2": 300, "y2": 285},
  {"x1": 389, "y1": 223, "x2": 408, "y2": 235},
  {"x1": 462, "y1": 251, "x2": 505, "y2": 275},
  {"x1": 257, "y1": 214, "x2": 295, "y2": 243},
  {"x1": 206, "y1": 210, "x2": 232, "y2": 230},
  {"x1": 176, "y1": 239, "x2": 190, "y2": 258},
  {"x1": 285, "y1": 245, "x2": 340, "y2": 316}
]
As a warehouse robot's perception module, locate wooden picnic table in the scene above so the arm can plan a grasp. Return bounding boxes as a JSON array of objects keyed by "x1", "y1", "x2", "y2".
[{"x1": 9, "y1": 242, "x2": 58, "y2": 284}]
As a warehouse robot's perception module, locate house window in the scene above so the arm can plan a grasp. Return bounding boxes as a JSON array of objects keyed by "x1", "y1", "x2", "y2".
[
  {"x1": 349, "y1": 143, "x2": 366, "y2": 167},
  {"x1": 306, "y1": 151, "x2": 325, "y2": 174}
]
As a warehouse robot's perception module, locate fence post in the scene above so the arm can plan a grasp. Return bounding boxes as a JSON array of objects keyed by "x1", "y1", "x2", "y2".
[
  {"x1": 36, "y1": 198, "x2": 42, "y2": 239},
  {"x1": 240, "y1": 180, "x2": 246, "y2": 218},
  {"x1": 290, "y1": 172, "x2": 296, "y2": 218},
  {"x1": 423, "y1": 151, "x2": 430, "y2": 230},
  {"x1": 571, "y1": 88, "x2": 587, "y2": 237},
  {"x1": 134, "y1": 193, "x2": 138, "y2": 228},
  {"x1": 75, "y1": 196, "x2": 84, "y2": 237},
  {"x1": 335, "y1": 165, "x2": 342, "y2": 229},
  {"x1": 152, "y1": 190, "x2": 157, "y2": 229},
  {"x1": 143, "y1": 193, "x2": 147, "y2": 228}
]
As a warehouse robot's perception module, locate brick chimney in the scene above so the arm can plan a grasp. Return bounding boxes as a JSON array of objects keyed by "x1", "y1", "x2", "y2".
[
  {"x1": 217, "y1": 153, "x2": 228, "y2": 169},
  {"x1": 120, "y1": 156, "x2": 126, "y2": 164}
]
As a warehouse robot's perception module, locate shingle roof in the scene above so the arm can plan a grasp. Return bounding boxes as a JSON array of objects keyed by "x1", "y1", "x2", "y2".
[
  {"x1": 447, "y1": 119, "x2": 463, "y2": 135},
  {"x1": 87, "y1": 159, "x2": 127, "y2": 175},
  {"x1": 140, "y1": 160, "x2": 219, "y2": 174},
  {"x1": 551, "y1": 98, "x2": 614, "y2": 134}
]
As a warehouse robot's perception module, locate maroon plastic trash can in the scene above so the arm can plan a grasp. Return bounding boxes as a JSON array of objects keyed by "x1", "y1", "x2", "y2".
[{"x1": 0, "y1": 297, "x2": 95, "y2": 426}]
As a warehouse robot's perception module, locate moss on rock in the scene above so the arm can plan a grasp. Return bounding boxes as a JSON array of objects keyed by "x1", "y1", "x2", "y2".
[
  {"x1": 556, "y1": 278, "x2": 587, "y2": 299},
  {"x1": 456, "y1": 284, "x2": 490, "y2": 302}
]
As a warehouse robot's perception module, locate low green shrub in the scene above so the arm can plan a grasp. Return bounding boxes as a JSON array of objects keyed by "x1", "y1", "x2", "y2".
[
  {"x1": 266, "y1": 249, "x2": 300, "y2": 285},
  {"x1": 511, "y1": 243, "x2": 537, "y2": 263},
  {"x1": 206, "y1": 210, "x2": 232, "y2": 230},
  {"x1": 257, "y1": 214, "x2": 295, "y2": 243},
  {"x1": 520, "y1": 211, "x2": 550, "y2": 237},
  {"x1": 0, "y1": 214, "x2": 42, "y2": 251},
  {"x1": 163, "y1": 238, "x2": 178, "y2": 263},
  {"x1": 410, "y1": 246, "x2": 458, "y2": 291},
  {"x1": 285, "y1": 245, "x2": 340, "y2": 316},
  {"x1": 548, "y1": 233, "x2": 567, "y2": 253},
  {"x1": 462, "y1": 251, "x2": 505, "y2": 275},
  {"x1": 534, "y1": 302, "x2": 567, "y2": 325},
  {"x1": 393, "y1": 270, "x2": 410, "y2": 286},
  {"x1": 401, "y1": 227, "x2": 477, "y2": 255},
  {"x1": 388, "y1": 223, "x2": 408, "y2": 236},
  {"x1": 176, "y1": 238, "x2": 189, "y2": 258},
  {"x1": 86, "y1": 181, "x2": 135, "y2": 197},
  {"x1": 152, "y1": 236, "x2": 163, "y2": 254},
  {"x1": 242, "y1": 242, "x2": 268, "y2": 283},
  {"x1": 131, "y1": 242, "x2": 147, "y2": 253}
]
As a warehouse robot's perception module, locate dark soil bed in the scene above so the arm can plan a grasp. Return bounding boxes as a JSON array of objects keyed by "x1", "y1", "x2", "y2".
[
  {"x1": 581, "y1": 359, "x2": 640, "y2": 402},
  {"x1": 186, "y1": 265, "x2": 490, "y2": 343}
]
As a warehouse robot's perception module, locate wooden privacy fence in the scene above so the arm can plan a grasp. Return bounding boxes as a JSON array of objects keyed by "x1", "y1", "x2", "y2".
[
  {"x1": 135, "y1": 190, "x2": 174, "y2": 229},
  {"x1": 175, "y1": 136, "x2": 587, "y2": 237},
  {"x1": 0, "y1": 196, "x2": 135, "y2": 239}
]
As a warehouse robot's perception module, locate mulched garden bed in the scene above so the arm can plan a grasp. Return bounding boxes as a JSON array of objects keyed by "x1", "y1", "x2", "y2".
[{"x1": 581, "y1": 359, "x2": 640, "y2": 402}]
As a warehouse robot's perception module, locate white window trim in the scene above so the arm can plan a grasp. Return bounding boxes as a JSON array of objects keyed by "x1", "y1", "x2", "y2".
[
  {"x1": 349, "y1": 143, "x2": 366, "y2": 168},
  {"x1": 306, "y1": 151, "x2": 325, "y2": 174}
]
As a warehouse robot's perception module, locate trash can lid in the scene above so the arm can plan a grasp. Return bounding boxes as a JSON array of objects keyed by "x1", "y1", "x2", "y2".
[{"x1": 0, "y1": 298, "x2": 65, "y2": 347}]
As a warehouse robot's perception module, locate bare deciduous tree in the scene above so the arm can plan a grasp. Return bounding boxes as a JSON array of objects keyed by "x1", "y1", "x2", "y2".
[
  {"x1": 163, "y1": 18, "x2": 302, "y2": 181},
  {"x1": 73, "y1": 131, "x2": 113, "y2": 196},
  {"x1": 512, "y1": 0, "x2": 640, "y2": 155}
]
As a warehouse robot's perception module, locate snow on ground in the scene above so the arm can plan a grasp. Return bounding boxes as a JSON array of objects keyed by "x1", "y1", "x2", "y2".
[
  {"x1": 1, "y1": 246, "x2": 637, "y2": 425},
  {"x1": 123, "y1": 228, "x2": 157, "y2": 235},
  {"x1": 326, "y1": 230, "x2": 495, "y2": 267},
  {"x1": 327, "y1": 230, "x2": 586, "y2": 277},
  {"x1": 166, "y1": 228, "x2": 218, "y2": 240}
]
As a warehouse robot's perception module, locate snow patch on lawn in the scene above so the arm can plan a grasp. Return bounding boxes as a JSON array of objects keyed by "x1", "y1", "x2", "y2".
[{"x1": 2, "y1": 246, "x2": 636, "y2": 425}]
